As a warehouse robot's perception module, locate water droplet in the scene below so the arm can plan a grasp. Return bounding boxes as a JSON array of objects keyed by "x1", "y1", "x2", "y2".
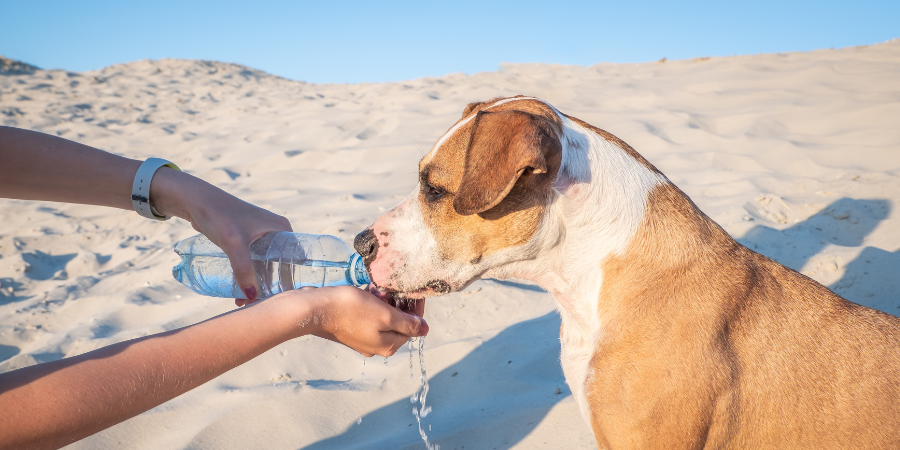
[{"x1": 357, "y1": 417, "x2": 362, "y2": 425}]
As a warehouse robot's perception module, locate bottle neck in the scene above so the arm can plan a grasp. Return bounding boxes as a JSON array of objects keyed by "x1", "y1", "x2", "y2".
[{"x1": 348, "y1": 253, "x2": 371, "y2": 287}]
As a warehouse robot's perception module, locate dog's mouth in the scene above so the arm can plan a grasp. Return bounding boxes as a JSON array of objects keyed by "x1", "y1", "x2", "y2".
[
  {"x1": 367, "y1": 280, "x2": 450, "y2": 318},
  {"x1": 368, "y1": 284, "x2": 425, "y2": 317}
]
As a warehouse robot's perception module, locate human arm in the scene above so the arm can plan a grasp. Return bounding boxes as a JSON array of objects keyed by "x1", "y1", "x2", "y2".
[
  {"x1": 0, "y1": 286, "x2": 428, "y2": 450},
  {"x1": 0, "y1": 126, "x2": 288, "y2": 304}
]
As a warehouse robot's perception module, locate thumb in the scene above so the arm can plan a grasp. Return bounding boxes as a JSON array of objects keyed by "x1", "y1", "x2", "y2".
[
  {"x1": 224, "y1": 243, "x2": 259, "y2": 305},
  {"x1": 389, "y1": 309, "x2": 429, "y2": 338}
]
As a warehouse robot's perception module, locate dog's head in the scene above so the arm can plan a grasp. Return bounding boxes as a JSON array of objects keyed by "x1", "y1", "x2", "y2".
[{"x1": 355, "y1": 96, "x2": 564, "y2": 300}]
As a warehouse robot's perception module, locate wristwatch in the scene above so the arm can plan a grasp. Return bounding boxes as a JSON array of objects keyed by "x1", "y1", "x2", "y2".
[{"x1": 131, "y1": 157, "x2": 181, "y2": 221}]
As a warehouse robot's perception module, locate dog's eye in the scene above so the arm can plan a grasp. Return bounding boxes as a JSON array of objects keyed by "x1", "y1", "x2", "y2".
[{"x1": 423, "y1": 183, "x2": 446, "y2": 202}]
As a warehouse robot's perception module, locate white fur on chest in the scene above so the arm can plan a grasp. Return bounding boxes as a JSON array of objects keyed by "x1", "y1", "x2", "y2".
[{"x1": 558, "y1": 304, "x2": 603, "y2": 422}]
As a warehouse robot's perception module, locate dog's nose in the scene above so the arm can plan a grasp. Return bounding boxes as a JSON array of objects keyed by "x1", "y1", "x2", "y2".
[{"x1": 354, "y1": 228, "x2": 378, "y2": 262}]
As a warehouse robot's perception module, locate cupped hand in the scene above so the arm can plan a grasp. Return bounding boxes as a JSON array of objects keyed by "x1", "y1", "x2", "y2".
[
  {"x1": 149, "y1": 168, "x2": 292, "y2": 306},
  {"x1": 292, "y1": 286, "x2": 429, "y2": 357}
]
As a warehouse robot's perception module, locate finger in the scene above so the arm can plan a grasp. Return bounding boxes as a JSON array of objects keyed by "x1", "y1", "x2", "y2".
[
  {"x1": 388, "y1": 308, "x2": 429, "y2": 338},
  {"x1": 223, "y1": 241, "x2": 258, "y2": 303},
  {"x1": 246, "y1": 213, "x2": 293, "y2": 243},
  {"x1": 373, "y1": 333, "x2": 407, "y2": 357},
  {"x1": 411, "y1": 299, "x2": 425, "y2": 318},
  {"x1": 278, "y1": 215, "x2": 294, "y2": 233}
]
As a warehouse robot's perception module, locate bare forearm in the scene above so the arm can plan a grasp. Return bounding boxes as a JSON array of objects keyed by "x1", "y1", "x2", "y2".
[
  {"x1": 0, "y1": 295, "x2": 305, "y2": 450},
  {"x1": 0, "y1": 126, "x2": 299, "y2": 302},
  {"x1": 0, "y1": 126, "x2": 140, "y2": 209}
]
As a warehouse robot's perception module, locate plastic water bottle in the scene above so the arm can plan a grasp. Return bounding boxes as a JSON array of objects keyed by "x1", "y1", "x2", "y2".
[{"x1": 172, "y1": 232, "x2": 370, "y2": 299}]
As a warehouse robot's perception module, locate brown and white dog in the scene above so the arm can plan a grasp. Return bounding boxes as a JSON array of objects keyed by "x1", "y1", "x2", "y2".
[{"x1": 354, "y1": 96, "x2": 900, "y2": 449}]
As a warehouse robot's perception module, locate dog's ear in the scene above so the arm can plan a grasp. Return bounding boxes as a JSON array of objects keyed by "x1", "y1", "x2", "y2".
[
  {"x1": 453, "y1": 110, "x2": 559, "y2": 216},
  {"x1": 461, "y1": 101, "x2": 483, "y2": 118}
]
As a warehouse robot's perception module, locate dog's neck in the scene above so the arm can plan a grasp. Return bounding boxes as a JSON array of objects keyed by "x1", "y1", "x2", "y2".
[{"x1": 492, "y1": 117, "x2": 667, "y2": 331}]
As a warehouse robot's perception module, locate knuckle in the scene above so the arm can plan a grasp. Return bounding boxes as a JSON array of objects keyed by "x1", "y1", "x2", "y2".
[{"x1": 221, "y1": 230, "x2": 245, "y2": 249}]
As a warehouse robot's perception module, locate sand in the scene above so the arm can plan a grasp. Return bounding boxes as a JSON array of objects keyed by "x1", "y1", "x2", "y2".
[{"x1": 1, "y1": 40, "x2": 899, "y2": 449}]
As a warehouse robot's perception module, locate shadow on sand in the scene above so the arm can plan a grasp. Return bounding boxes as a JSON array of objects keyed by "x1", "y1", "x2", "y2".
[
  {"x1": 302, "y1": 312, "x2": 569, "y2": 450},
  {"x1": 738, "y1": 197, "x2": 899, "y2": 313}
]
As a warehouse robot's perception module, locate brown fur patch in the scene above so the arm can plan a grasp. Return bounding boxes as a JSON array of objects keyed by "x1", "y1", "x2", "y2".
[
  {"x1": 462, "y1": 96, "x2": 564, "y2": 133},
  {"x1": 462, "y1": 101, "x2": 484, "y2": 118},
  {"x1": 587, "y1": 182, "x2": 900, "y2": 448},
  {"x1": 416, "y1": 98, "x2": 562, "y2": 265},
  {"x1": 453, "y1": 109, "x2": 559, "y2": 215}
]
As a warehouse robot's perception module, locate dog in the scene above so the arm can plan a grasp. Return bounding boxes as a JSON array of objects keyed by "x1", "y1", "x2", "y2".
[{"x1": 354, "y1": 96, "x2": 900, "y2": 449}]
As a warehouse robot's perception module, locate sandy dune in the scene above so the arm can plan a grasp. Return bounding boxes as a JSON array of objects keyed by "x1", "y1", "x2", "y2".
[{"x1": 1, "y1": 40, "x2": 898, "y2": 449}]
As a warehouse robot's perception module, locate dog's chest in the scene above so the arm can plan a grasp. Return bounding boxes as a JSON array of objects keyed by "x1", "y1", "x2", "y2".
[{"x1": 558, "y1": 310, "x2": 598, "y2": 424}]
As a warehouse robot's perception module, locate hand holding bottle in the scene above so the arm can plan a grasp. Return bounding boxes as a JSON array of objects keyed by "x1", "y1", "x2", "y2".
[{"x1": 149, "y1": 167, "x2": 293, "y2": 306}]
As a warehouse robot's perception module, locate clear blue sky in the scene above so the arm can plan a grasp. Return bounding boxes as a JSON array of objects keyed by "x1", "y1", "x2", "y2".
[{"x1": 2, "y1": 0, "x2": 897, "y2": 84}]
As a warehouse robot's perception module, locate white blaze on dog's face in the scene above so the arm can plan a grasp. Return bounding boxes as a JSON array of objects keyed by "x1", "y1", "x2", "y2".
[{"x1": 354, "y1": 97, "x2": 563, "y2": 299}]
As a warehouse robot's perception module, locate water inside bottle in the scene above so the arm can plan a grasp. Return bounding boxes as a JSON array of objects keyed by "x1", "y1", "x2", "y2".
[
  {"x1": 254, "y1": 258, "x2": 350, "y2": 297},
  {"x1": 172, "y1": 250, "x2": 242, "y2": 298},
  {"x1": 173, "y1": 251, "x2": 351, "y2": 298},
  {"x1": 172, "y1": 233, "x2": 367, "y2": 299}
]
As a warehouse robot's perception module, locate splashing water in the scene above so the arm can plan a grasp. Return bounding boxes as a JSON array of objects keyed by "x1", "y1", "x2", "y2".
[{"x1": 410, "y1": 336, "x2": 438, "y2": 449}]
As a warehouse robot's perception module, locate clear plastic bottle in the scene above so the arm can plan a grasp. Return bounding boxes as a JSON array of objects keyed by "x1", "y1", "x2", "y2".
[{"x1": 172, "y1": 232, "x2": 370, "y2": 299}]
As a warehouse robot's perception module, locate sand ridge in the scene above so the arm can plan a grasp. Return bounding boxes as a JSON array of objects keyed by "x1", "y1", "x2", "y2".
[{"x1": 1, "y1": 40, "x2": 899, "y2": 449}]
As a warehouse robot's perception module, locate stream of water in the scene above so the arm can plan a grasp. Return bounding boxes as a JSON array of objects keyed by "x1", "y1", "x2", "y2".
[
  {"x1": 410, "y1": 336, "x2": 438, "y2": 449},
  {"x1": 359, "y1": 313, "x2": 436, "y2": 448}
]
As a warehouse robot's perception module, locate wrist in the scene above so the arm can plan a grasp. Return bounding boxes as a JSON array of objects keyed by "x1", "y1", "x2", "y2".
[
  {"x1": 148, "y1": 167, "x2": 201, "y2": 221},
  {"x1": 271, "y1": 289, "x2": 327, "y2": 340}
]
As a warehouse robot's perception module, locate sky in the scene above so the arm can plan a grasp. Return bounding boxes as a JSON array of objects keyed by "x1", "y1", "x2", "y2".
[{"x1": 2, "y1": 0, "x2": 898, "y2": 84}]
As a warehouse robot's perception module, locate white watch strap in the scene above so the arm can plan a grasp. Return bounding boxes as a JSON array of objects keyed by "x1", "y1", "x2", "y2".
[{"x1": 132, "y1": 158, "x2": 181, "y2": 221}]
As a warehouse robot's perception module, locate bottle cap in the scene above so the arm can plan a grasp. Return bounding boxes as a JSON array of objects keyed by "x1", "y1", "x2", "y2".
[{"x1": 349, "y1": 253, "x2": 371, "y2": 287}]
